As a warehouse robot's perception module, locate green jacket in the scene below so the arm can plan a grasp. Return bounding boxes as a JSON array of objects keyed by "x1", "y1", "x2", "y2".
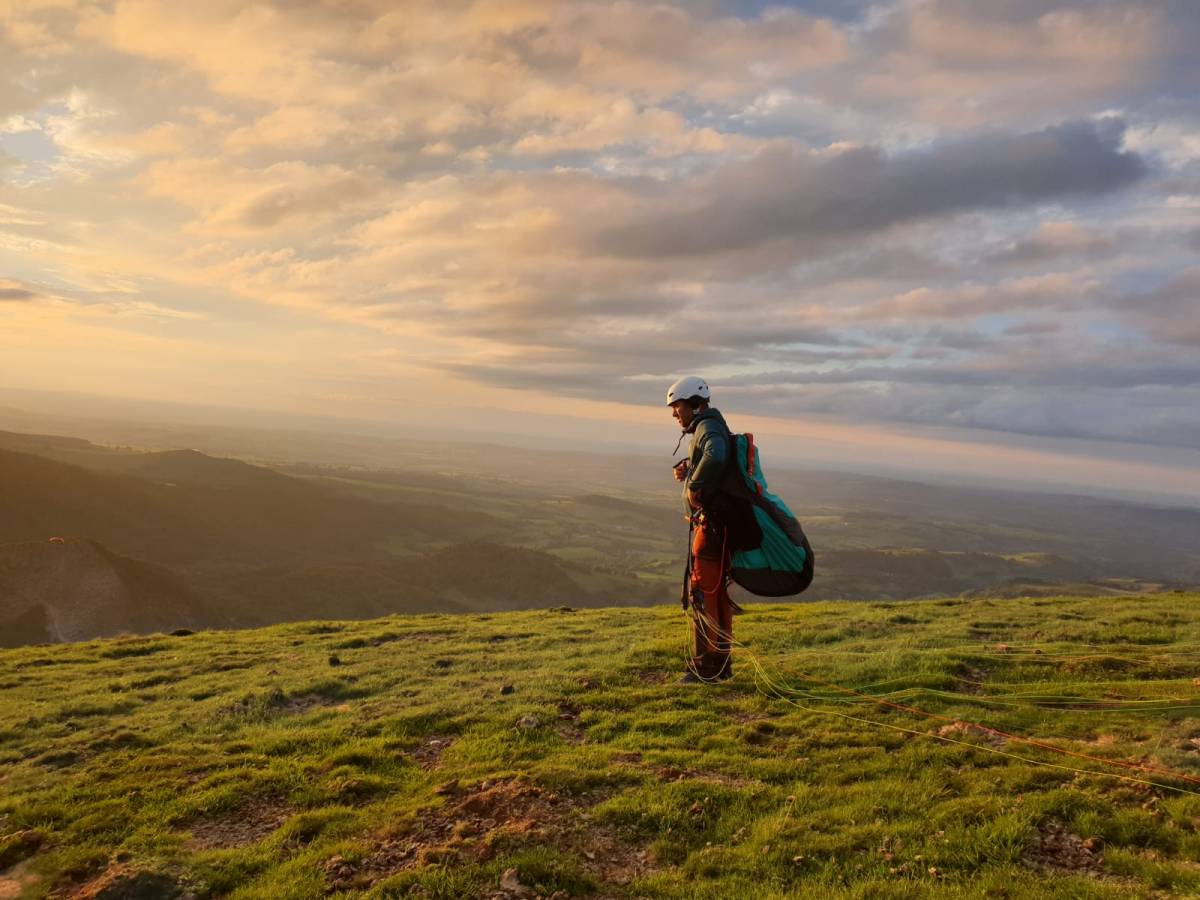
[{"x1": 682, "y1": 407, "x2": 731, "y2": 509}]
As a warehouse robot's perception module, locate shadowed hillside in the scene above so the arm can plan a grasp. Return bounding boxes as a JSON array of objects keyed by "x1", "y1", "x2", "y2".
[
  {"x1": 0, "y1": 539, "x2": 212, "y2": 646},
  {"x1": 0, "y1": 446, "x2": 484, "y2": 568}
]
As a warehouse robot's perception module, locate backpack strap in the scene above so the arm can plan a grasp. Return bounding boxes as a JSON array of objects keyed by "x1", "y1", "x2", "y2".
[{"x1": 727, "y1": 432, "x2": 763, "y2": 497}]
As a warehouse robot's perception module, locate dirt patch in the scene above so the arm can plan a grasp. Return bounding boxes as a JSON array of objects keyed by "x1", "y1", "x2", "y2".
[
  {"x1": 555, "y1": 701, "x2": 585, "y2": 743},
  {"x1": 322, "y1": 778, "x2": 652, "y2": 895},
  {"x1": 486, "y1": 632, "x2": 536, "y2": 644},
  {"x1": 954, "y1": 667, "x2": 989, "y2": 694},
  {"x1": 60, "y1": 865, "x2": 193, "y2": 899},
  {"x1": 610, "y1": 752, "x2": 642, "y2": 765},
  {"x1": 651, "y1": 765, "x2": 755, "y2": 788},
  {"x1": 409, "y1": 735, "x2": 455, "y2": 770},
  {"x1": 634, "y1": 669, "x2": 669, "y2": 685},
  {"x1": 1023, "y1": 820, "x2": 1104, "y2": 874},
  {"x1": 935, "y1": 720, "x2": 1008, "y2": 749},
  {"x1": 728, "y1": 709, "x2": 774, "y2": 724},
  {"x1": 323, "y1": 779, "x2": 563, "y2": 892},
  {"x1": 0, "y1": 861, "x2": 39, "y2": 900},
  {"x1": 281, "y1": 694, "x2": 333, "y2": 714},
  {"x1": 184, "y1": 800, "x2": 292, "y2": 850},
  {"x1": 574, "y1": 826, "x2": 657, "y2": 887}
]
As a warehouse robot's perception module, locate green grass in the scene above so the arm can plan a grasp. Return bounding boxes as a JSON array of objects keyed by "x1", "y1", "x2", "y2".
[{"x1": 3, "y1": 593, "x2": 1200, "y2": 898}]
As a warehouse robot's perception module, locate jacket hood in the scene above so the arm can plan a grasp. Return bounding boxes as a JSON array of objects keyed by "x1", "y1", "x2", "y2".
[{"x1": 683, "y1": 406, "x2": 726, "y2": 435}]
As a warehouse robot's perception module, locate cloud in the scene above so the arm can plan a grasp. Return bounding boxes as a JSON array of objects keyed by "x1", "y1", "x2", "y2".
[
  {"x1": 587, "y1": 119, "x2": 1147, "y2": 259},
  {"x1": 852, "y1": 273, "x2": 1099, "y2": 321},
  {"x1": 986, "y1": 220, "x2": 1122, "y2": 266},
  {"x1": 1117, "y1": 268, "x2": 1200, "y2": 347},
  {"x1": 847, "y1": 0, "x2": 1170, "y2": 127},
  {"x1": 1002, "y1": 320, "x2": 1062, "y2": 337},
  {"x1": 0, "y1": 0, "x2": 1198, "y2": 459}
]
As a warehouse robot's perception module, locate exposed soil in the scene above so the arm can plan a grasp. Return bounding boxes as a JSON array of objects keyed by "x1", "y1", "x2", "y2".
[
  {"x1": 650, "y1": 765, "x2": 755, "y2": 787},
  {"x1": 282, "y1": 693, "x2": 335, "y2": 715},
  {"x1": 634, "y1": 669, "x2": 669, "y2": 685},
  {"x1": 954, "y1": 667, "x2": 989, "y2": 694},
  {"x1": 1023, "y1": 820, "x2": 1104, "y2": 874},
  {"x1": 728, "y1": 710, "x2": 774, "y2": 724},
  {"x1": 409, "y1": 735, "x2": 455, "y2": 770},
  {"x1": 0, "y1": 860, "x2": 39, "y2": 900},
  {"x1": 609, "y1": 750, "x2": 753, "y2": 788},
  {"x1": 936, "y1": 720, "x2": 1008, "y2": 749},
  {"x1": 184, "y1": 799, "x2": 292, "y2": 850},
  {"x1": 58, "y1": 865, "x2": 193, "y2": 900},
  {"x1": 555, "y1": 700, "x2": 586, "y2": 743},
  {"x1": 322, "y1": 777, "x2": 654, "y2": 896}
]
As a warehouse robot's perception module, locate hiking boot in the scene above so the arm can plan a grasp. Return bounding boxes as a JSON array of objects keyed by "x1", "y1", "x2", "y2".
[{"x1": 681, "y1": 658, "x2": 730, "y2": 684}]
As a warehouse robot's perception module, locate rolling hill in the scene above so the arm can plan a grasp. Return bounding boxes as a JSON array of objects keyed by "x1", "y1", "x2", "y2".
[
  {"x1": 0, "y1": 444, "x2": 484, "y2": 569},
  {"x1": 1, "y1": 427, "x2": 1197, "y2": 646},
  {"x1": 0, "y1": 538, "x2": 214, "y2": 647}
]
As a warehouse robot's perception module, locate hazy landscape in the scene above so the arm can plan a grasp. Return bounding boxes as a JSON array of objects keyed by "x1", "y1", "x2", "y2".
[{"x1": 0, "y1": 414, "x2": 1197, "y2": 647}]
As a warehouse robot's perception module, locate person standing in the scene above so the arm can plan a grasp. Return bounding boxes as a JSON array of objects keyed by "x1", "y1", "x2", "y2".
[{"x1": 668, "y1": 376, "x2": 735, "y2": 684}]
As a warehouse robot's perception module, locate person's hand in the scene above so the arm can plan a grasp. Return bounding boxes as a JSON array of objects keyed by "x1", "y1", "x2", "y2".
[
  {"x1": 686, "y1": 486, "x2": 702, "y2": 509},
  {"x1": 672, "y1": 459, "x2": 689, "y2": 482}
]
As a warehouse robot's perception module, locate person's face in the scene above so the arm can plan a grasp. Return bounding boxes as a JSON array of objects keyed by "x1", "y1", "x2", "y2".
[{"x1": 670, "y1": 400, "x2": 695, "y2": 430}]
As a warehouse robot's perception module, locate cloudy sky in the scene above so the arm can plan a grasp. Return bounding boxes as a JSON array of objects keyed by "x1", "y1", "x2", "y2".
[{"x1": 1, "y1": 1, "x2": 1198, "y2": 497}]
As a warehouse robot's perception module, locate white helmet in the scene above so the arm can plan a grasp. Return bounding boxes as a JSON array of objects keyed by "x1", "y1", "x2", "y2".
[{"x1": 666, "y1": 376, "x2": 710, "y2": 406}]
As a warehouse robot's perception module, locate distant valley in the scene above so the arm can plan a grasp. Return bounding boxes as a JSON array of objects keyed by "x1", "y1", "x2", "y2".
[{"x1": 1, "y1": 427, "x2": 1197, "y2": 645}]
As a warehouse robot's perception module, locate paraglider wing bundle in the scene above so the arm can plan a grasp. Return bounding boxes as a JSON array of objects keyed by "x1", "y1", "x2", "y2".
[{"x1": 719, "y1": 433, "x2": 815, "y2": 598}]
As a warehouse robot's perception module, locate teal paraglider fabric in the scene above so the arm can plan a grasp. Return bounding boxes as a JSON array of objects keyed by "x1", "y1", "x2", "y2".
[{"x1": 727, "y1": 434, "x2": 814, "y2": 597}]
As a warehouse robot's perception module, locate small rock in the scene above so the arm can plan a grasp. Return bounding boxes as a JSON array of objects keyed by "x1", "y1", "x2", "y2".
[
  {"x1": 516, "y1": 714, "x2": 541, "y2": 729},
  {"x1": 499, "y1": 867, "x2": 524, "y2": 892},
  {"x1": 500, "y1": 685, "x2": 515, "y2": 695}
]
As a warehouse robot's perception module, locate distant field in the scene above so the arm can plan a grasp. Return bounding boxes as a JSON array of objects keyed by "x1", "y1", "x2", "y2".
[
  {"x1": 2, "y1": 593, "x2": 1199, "y2": 898},
  {"x1": 3, "y1": 428, "x2": 1198, "y2": 645}
]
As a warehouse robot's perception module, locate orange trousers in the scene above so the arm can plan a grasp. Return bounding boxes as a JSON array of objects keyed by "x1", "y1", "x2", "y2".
[{"x1": 688, "y1": 518, "x2": 733, "y2": 678}]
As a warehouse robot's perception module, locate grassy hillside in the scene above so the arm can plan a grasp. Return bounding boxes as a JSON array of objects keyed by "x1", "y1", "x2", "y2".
[{"x1": 3, "y1": 593, "x2": 1200, "y2": 898}]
